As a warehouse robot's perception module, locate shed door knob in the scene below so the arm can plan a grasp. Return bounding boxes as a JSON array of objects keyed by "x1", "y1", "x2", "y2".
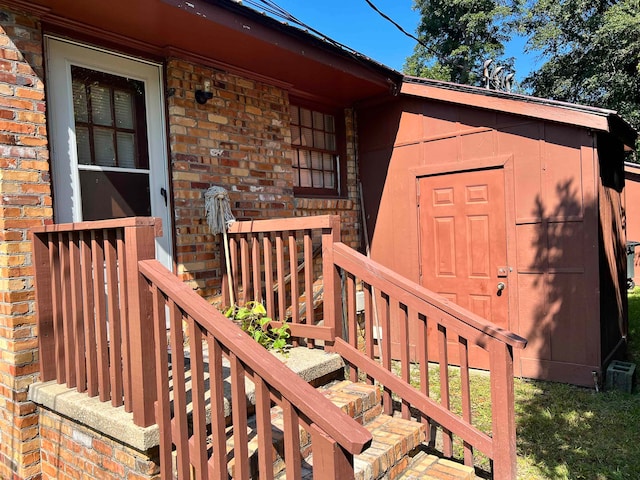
[{"x1": 497, "y1": 282, "x2": 506, "y2": 291}]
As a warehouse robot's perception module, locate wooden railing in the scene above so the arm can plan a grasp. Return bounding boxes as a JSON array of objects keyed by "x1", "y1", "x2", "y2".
[
  {"x1": 224, "y1": 215, "x2": 342, "y2": 347},
  {"x1": 31, "y1": 218, "x2": 160, "y2": 427},
  {"x1": 138, "y1": 259, "x2": 372, "y2": 480},
  {"x1": 228, "y1": 215, "x2": 527, "y2": 479}
]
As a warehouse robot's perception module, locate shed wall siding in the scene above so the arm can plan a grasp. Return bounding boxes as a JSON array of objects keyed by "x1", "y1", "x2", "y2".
[
  {"x1": 0, "y1": 7, "x2": 51, "y2": 479},
  {"x1": 358, "y1": 97, "x2": 602, "y2": 385}
]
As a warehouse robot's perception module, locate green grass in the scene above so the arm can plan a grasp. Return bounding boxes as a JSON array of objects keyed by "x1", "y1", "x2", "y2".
[{"x1": 389, "y1": 287, "x2": 640, "y2": 479}]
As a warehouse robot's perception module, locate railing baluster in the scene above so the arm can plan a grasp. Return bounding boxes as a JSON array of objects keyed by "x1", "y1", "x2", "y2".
[
  {"x1": 288, "y1": 231, "x2": 300, "y2": 347},
  {"x1": 207, "y1": 335, "x2": 227, "y2": 480},
  {"x1": 188, "y1": 318, "x2": 209, "y2": 479},
  {"x1": 263, "y1": 234, "x2": 275, "y2": 319},
  {"x1": 255, "y1": 377, "x2": 274, "y2": 480},
  {"x1": 104, "y1": 230, "x2": 123, "y2": 407},
  {"x1": 363, "y1": 284, "x2": 374, "y2": 385},
  {"x1": 230, "y1": 236, "x2": 239, "y2": 304},
  {"x1": 69, "y1": 232, "x2": 85, "y2": 392},
  {"x1": 230, "y1": 351, "x2": 250, "y2": 480},
  {"x1": 168, "y1": 299, "x2": 190, "y2": 479},
  {"x1": 459, "y1": 335, "x2": 473, "y2": 466},
  {"x1": 417, "y1": 314, "x2": 431, "y2": 439},
  {"x1": 400, "y1": 305, "x2": 411, "y2": 420},
  {"x1": 276, "y1": 232, "x2": 286, "y2": 322},
  {"x1": 59, "y1": 232, "x2": 76, "y2": 388},
  {"x1": 80, "y1": 231, "x2": 98, "y2": 397},
  {"x1": 303, "y1": 229, "x2": 314, "y2": 331},
  {"x1": 490, "y1": 340, "x2": 517, "y2": 479},
  {"x1": 241, "y1": 234, "x2": 250, "y2": 304},
  {"x1": 91, "y1": 230, "x2": 109, "y2": 402},
  {"x1": 379, "y1": 292, "x2": 392, "y2": 415},
  {"x1": 282, "y1": 400, "x2": 302, "y2": 480},
  {"x1": 116, "y1": 229, "x2": 132, "y2": 411},
  {"x1": 151, "y1": 285, "x2": 172, "y2": 480},
  {"x1": 438, "y1": 323, "x2": 453, "y2": 457},
  {"x1": 347, "y1": 273, "x2": 357, "y2": 382},
  {"x1": 252, "y1": 235, "x2": 261, "y2": 303}
]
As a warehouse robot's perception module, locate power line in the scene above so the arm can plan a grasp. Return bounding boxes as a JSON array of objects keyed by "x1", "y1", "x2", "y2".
[{"x1": 361, "y1": 0, "x2": 439, "y2": 58}]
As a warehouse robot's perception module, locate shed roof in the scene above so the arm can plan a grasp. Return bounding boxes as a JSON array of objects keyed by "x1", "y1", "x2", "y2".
[{"x1": 402, "y1": 77, "x2": 637, "y2": 149}]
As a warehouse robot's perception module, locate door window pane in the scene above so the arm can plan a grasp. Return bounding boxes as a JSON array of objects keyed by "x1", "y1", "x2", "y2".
[
  {"x1": 90, "y1": 85, "x2": 113, "y2": 126},
  {"x1": 116, "y1": 132, "x2": 136, "y2": 169},
  {"x1": 75, "y1": 126, "x2": 91, "y2": 165},
  {"x1": 79, "y1": 170, "x2": 150, "y2": 221},
  {"x1": 114, "y1": 90, "x2": 134, "y2": 129},
  {"x1": 94, "y1": 128, "x2": 116, "y2": 167}
]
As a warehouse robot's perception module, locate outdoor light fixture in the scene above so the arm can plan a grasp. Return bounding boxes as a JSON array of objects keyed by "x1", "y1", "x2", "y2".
[{"x1": 195, "y1": 79, "x2": 213, "y2": 104}]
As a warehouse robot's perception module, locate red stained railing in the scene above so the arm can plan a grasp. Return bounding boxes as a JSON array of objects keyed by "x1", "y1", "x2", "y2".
[
  {"x1": 31, "y1": 217, "x2": 160, "y2": 427},
  {"x1": 138, "y1": 258, "x2": 371, "y2": 480},
  {"x1": 227, "y1": 215, "x2": 527, "y2": 479}
]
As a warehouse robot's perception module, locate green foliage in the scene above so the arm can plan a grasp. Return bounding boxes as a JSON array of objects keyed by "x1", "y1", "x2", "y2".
[
  {"x1": 517, "y1": 0, "x2": 640, "y2": 151},
  {"x1": 404, "y1": 0, "x2": 515, "y2": 85},
  {"x1": 224, "y1": 301, "x2": 290, "y2": 354}
]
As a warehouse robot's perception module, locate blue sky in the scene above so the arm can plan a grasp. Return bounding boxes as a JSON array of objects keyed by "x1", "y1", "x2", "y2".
[{"x1": 269, "y1": 0, "x2": 540, "y2": 82}]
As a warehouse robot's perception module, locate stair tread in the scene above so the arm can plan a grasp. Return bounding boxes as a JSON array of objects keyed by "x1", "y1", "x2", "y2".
[{"x1": 397, "y1": 453, "x2": 476, "y2": 480}]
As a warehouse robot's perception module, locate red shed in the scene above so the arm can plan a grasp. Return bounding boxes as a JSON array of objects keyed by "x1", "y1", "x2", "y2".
[
  {"x1": 625, "y1": 162, "x2": 640, "y2": 287},
  {"x1": 358, "y1": 78, "x2": 637, "y2": 386}
]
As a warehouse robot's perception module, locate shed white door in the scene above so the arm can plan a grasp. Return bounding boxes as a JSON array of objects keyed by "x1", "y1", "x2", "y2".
[{"x1": 45, "y1": 37, "x2": 172, "y2": 270}]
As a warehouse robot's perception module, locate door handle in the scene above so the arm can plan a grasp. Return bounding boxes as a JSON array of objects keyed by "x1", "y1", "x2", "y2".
[
  {"x1": 160, "y1": 187, "x2": 167, "y2": 206},
  {"x1": 497, "y1": 282, "x2": 505, "y2": 296}
]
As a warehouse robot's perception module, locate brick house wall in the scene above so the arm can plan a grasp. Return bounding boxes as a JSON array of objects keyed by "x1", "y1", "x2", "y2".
[
  {"x1": 167, "y1": 59, "x2": 362, "y2": 300},
  {"x1": 0, "y1": 7, "x2": 51, "y2": 479}
]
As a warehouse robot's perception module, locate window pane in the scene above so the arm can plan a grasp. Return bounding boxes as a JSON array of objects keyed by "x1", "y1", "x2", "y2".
[
  {"x1": 323, "y1": 154, "x2": 334, "y2": 170},
  {"x1": 325, "y1": 114, "x2": 335, "y2": 133},
  {"x1": 301, "y1": 128, "x2": 312, "y2": 147},
  {"x1": 114, "y1": 90, "x2": 134, "y2": 129},
  {"x1": 93, "y1": 128, "x2": 116, "y2": 167},
  {"x1": 299, "y1": 169, "x2": 312, "y2": 187},
  {"x1": 300, "y1": 108, "x2": 312, "y2": 128},
  {"x1": 76, "y1": 126, "x2": 91, "y2": 165},
  {"x1": 90, "y1": 85, "x2": 113, "y2": 126},
  {"x1": 312, "y1": 171, "x2": 322, "y2": 187},
  {"x1": 313, "y1": 111, "x2": 324, "y2": 129},
  {"x1": 313, "y1": 130, "x2": 325, "y2": 149},
  {"x1": 117, "y1": 132, "x2": 136, "y2": 168},
  {"x1": 311, "y1": 151, "x2": 322, "y2": 169},
  {"x1": 324, "y1": 172, "x2": 334, "y2": 188},
  {"x1": 291, "y1": 126, "x2": 301, "y2": 146},
  {"x1": 290, "y1": 105, "x2": 299, "y2": 125},
  {"x1": 325, "y1": 133, "x2": 336, "y2": 151},
  {"x1": 72, "y1": 81, "x2": 88, "y2": 123},
  {"x1": 299, "y1": 150, "x2": 311, "y2": 168}
]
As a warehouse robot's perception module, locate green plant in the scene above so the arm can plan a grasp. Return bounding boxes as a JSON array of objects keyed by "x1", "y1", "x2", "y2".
[{"x1": 224, "y1": 301, "x2": 290, "y2": 354}]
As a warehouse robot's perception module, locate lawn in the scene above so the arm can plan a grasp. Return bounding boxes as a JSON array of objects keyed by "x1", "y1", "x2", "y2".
[{"x1": 510, "y1": 287, "x2": 640, "y2": 479}]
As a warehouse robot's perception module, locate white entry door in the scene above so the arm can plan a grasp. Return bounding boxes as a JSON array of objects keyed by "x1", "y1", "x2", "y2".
[{"x1": 45, "y1": 37, "x2": 172, "y2": 270}]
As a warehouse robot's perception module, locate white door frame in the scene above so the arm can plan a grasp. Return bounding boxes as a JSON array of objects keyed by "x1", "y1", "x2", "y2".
[{"x1": 45, "y1": 36, "x2": 173, "y2": 270}]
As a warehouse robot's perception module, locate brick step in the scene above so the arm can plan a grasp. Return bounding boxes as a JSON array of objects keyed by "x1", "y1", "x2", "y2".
[{"x1": 397, "y1": 452, "x2": 476, "y2": 480}]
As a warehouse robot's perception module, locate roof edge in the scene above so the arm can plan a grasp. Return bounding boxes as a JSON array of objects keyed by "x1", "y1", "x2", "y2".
[{"x1": 401, "y1": 77, "x2": 637, "y2": 147}]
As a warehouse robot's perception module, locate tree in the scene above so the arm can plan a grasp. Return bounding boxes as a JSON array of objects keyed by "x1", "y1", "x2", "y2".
[
  {"x1": 403, "y1": 0, "x2": 514, "y2": 85},
  {"x1": 519, "y1": 0, "x2": 640, "y2": 145}
]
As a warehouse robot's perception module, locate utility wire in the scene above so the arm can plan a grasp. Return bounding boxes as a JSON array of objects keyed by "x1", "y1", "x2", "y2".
[{"x1": 361, "y1": 0, "x2": 440, "y2": 58}]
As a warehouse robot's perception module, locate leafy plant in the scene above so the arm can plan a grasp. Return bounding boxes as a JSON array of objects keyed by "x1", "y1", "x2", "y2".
[{"x1": 224, "y1": 301, "x2": 290, "y2": 354}]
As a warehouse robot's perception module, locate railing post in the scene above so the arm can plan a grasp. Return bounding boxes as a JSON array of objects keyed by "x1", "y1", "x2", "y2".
[
  {"x1": 31, "y1": 232, "x2": 55, "y2": 382},
  {"x1": 310, "y1": 424, "x2": 355, "y2": 480},
  {"x1": 490, "y1": 340, "x2": 517, "y2": 479},
  {"x1": 322, "y1": 215, "x2": 342, "y2": 346},
  {"x1": 124, "y1": 222, "x2": 158, "y2": 427}
]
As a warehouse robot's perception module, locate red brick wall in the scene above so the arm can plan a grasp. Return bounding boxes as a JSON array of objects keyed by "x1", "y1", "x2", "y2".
[
  {"x1": 167, "y1": 59, "x2": 361, "y2": 300},
  {"x1": 39, "y1": 408, "x2": 159, "y2": 480},
  {"x1": 0, "y1": 7, "x2": 51, "y2": 480}
]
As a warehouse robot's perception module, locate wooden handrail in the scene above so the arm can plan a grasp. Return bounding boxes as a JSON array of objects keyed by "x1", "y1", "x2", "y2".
[
  {"x1": 138, "y1": 258, "x2": 372, "y2": 455},
  {"x1": 228, "y1": 215, "x2": 340, "y2": 234},
  {"x1": 332, "y1": 242, "x2": 527, "y2": 349},
  {"x1": 31, "y1": 216, "x2": 163, "y2": 236}
]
